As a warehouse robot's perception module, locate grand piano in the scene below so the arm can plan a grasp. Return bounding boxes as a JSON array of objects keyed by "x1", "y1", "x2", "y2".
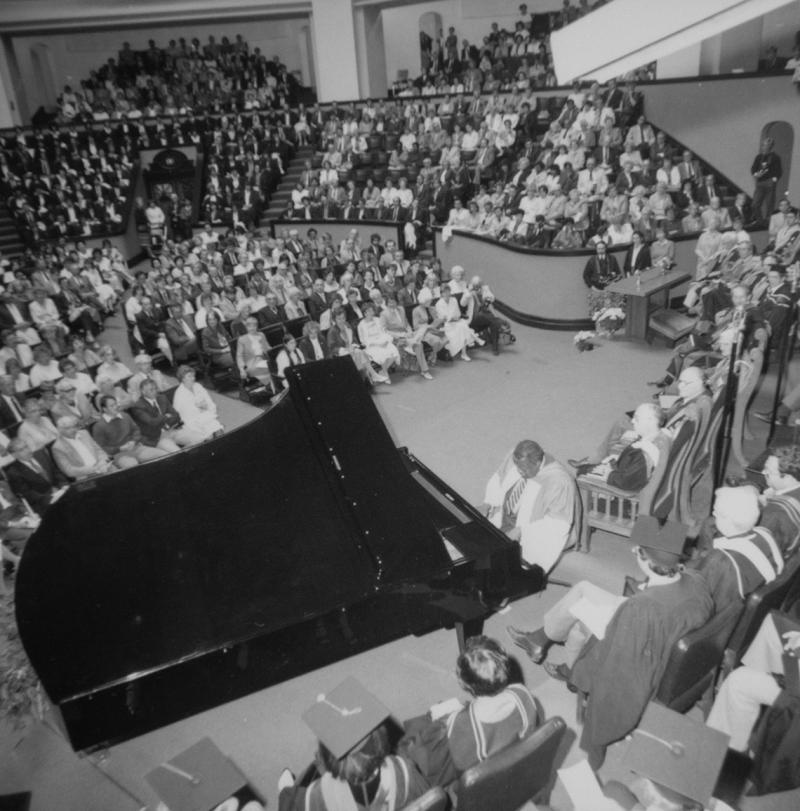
[{"x1": 15, "y1": 358, "x2": 544, "y2": 752}]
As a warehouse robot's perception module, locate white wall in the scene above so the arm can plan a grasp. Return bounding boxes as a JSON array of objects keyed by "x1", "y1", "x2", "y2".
[
  {"x1": 644, "y1": 75, "x2": 800, "y2": 203},
  {"x1": 381, "y1": 0, "x2": 562, "y2": 87},
  {"x1": 11, "y1": 16, "x2": 310, "y2": 116}
]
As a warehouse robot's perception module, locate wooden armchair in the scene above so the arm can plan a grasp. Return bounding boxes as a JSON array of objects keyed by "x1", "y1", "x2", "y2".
[
  {"x1": 731, "y1": 342, "x2": 767, "y2": 470},
  {"x1": 576, "y1": 419, "x2": 695, "y2": 553}
]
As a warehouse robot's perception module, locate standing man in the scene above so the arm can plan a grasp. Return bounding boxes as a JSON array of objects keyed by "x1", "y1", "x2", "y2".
[
  {"x1": 751, "y1": 138, "x2": 782, "y2": 224},
  {"x1": 483, "y1": 439, "x2": 576, "y2": 572}
]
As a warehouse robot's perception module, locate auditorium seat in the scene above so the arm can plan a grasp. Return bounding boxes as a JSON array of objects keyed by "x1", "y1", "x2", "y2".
[
  {"x1": 400, "y1": 787, "x2": 447, "y2": 811},
  {"x1": 655, "y1": 601, "x2": 743, "y2": 713},
  {"x1": 454, "y1": 717, "x2": 567, "y2": 811}
]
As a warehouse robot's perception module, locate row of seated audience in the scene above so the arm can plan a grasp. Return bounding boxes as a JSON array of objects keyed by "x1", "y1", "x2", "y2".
[
  {"x1": 58, "y1": 33, "x2": 302, "y2": 124},
  {"x1": 401, "y1": 1, "x2": 633, "y2": 99},
  {"x1": 279, "y1": 75, "x2": 766, "y2": 264},
  {"x1": 584, "y1": 200, "x2": 800, "y2": 319},
  {"x1": 124, "y1": 224, "x2": 514, "y2": 395},
  {"x1": 4, "y1": 103, "x2": 300, "y2": 246}
]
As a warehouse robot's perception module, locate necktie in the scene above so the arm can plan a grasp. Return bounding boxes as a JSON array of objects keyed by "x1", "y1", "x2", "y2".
[
  {"x1": 7, "y1": 395, "x2": 23, "y2": 421},
  {"x1": 502, "y1": 477, "x2": 526, "y2": 528}
]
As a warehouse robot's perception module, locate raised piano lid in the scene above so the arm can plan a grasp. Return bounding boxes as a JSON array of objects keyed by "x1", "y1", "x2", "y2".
[{"x1": 14, "y1": 359, "x2": 454, "y2": 714}]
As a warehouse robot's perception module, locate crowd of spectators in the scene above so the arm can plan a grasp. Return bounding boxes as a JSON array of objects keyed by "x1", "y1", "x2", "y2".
[
  {"x1": 124, "y1": 222, "x2": 512, "y2": 398},
  {"x1": 399, "y1": 1, "x2": 634, "y2": 98},
  {"x1": 57, "y1": 35, "x2": 302, "y2": 124},
  {"x1": 1, "y1": 126, "x2": 136, "y2": 245}
]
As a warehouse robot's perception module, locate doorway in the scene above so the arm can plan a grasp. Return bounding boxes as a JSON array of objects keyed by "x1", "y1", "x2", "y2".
[
  {"x1": 761, "y1": 121, "x2": 794, "y2": 202},
  {"x1": 419, "y1": 12, "x2": 442, "y2": 73}
]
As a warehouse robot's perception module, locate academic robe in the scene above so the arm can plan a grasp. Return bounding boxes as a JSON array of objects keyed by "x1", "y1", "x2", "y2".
[
  {"x1": 570, "y1": 569, "x2": 714, "y2": 768},
  {"x1": 484, "y1": 451, "x2": 577, "y2": 571}
]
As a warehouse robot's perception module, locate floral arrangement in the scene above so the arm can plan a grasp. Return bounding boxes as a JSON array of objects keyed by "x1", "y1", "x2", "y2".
[
  {"x1": 593, "y1": 306, "x2": 626, "y2": 337},
  {"x1": 0, "y1": 592, "x2": 46, "y2": 730},
  {"x1": 573, "y1": 331, "x2": 597, "y2": 352}
]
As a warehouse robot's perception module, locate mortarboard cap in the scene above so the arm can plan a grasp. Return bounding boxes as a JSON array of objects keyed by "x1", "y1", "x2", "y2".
[
  {"x1": 623, "y1": 702, "x2": 730, "y2": 807},
  {"x1": 302, "y1": 676, "x2": 390, "y2": 760},
  {"x1": 631, "y1": 516, "x2": 687, "y2": 566},
  {"x1": 146, "y1": 737, "x2": 253, "y2": 811}
]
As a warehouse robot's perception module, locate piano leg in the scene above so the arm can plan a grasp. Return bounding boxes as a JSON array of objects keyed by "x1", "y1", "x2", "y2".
[{"x1": 455, "y1": 618, "x2": 484, "y2": 653}]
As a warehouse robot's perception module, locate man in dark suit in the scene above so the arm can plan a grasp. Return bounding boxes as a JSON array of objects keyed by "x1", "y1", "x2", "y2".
[
  {"x1": 130, "y1": 378, "x2": 202, "y2": 450},
  {"x1": 135, "y1": 296, "x2": 167, "y2": 355},
  {"x1": 5, "y1": 437, "x2": 67, "y2": 515},
  {"x1": 0, "y1": 374, "x2": 25, "y2": 429},
  {"x1": 0, "y1": 293, "x2": 33, "y2": 333},
  {"x1": 164, "y1": 303, "x2": 198, "y2": 363},
  {"x1": 298, "y1": 323, "x2": 330, "y2": 362},
  {"x1": 306, "y1": 279, "x2": 330, "y2": 323},
  {"x1": 260, "y1": 294, "x2": 287, "y2": 328}
]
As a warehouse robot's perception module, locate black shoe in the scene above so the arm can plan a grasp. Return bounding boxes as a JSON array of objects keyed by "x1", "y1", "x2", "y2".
[
  {"x1": 574, "y1": 463, "x2": 596, "y2": 477},
  {"x1": 544, "y1": 662, "x2": 577, "y2": 692},
  {"x1": 507, "y1": 626, "x2": 552, "y2": 664},
  {"x1": 647, "y1": 377, "x2": 672, "y2": 388},
  {"x1": 567, "y1": 457, "x2": 588, "y2": 468},
  {"x1": 753, "y1": 410, "x2": 786, "y2": 426}
]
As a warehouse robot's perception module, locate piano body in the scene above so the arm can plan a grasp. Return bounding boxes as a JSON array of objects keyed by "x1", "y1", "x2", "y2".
[{"x1": 15, "y1": 358, "x2": 543, "y2": 752}]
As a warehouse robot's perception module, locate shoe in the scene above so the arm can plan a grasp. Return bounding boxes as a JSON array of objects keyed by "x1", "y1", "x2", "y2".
[
  {"x1": 422, "y1": 371, "x2": 433, "y2": 380},
  {"x1": 544, "y1": 662, "x2": 577, "y2": 692},
  {"x1": 373, "y1": 373, "x2": 389, "y2": 383},
  {"x1": 278, "y1": 768, "x2": 295, "y2": 792},
  {"x1": 647, "y1": 377, "x2": 671, "y2": 388},
  {"x1": 461, "y1": 353, "x2": 471, "y2": 361},
  {"x1": 475, "y1": 337, "x2": 486, "y2": 346},
  {"x1": 574, "y1": 463, "x2": 596, "y2": 476},
  {"x1": 567, "y1": 457, "x2": 588, "y2": 468},
  {"x1": 753, "y1": 410, "x2": 785, "y2": 425},
  {"x1": 507, "y1": 626, "x2": 552, "y2": 664}
]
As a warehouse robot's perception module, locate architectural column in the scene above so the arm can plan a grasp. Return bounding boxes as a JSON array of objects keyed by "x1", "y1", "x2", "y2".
[
  {"x1": 310, "y1": 0, "x2": 360, "y2": 102},
  {"x1": 0, "y1": 38, "x2": 23, "y2": 127},
  {"x1": 353, "y1": 5, "x2": 388, "y2": 99}
]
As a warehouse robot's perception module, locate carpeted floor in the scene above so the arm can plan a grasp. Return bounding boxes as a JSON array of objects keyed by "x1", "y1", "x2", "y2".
[{"x1": 1, "y1": 316, "x2": 795, "y2": 810}]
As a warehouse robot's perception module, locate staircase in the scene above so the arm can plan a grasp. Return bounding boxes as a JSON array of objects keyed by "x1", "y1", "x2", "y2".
[
  {"x1": 259, "y1": 145, "x2": 314, "y2": 230},
  {"x1": 0, "y1": 211, "x2": 24, "y2": 261}
]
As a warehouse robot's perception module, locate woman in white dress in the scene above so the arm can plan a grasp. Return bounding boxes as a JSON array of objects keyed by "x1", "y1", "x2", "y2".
[
  {"x1": 235, "y1": 316, "x2": 272, "y2": 386},
  {"x1": 435, "y1": 284, "x2": 481, "y2": 361},
  {"x1": 172, "y1": 365, "x2": 224, "y2": 440},
  {"x1": 357, "y1": 303, "x2": 400, "y2": 382}
]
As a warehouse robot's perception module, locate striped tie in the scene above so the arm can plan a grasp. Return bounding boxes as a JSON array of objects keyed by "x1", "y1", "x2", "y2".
[{"x1": 502, "y1": 477, "x2": 526, "y2": 528}]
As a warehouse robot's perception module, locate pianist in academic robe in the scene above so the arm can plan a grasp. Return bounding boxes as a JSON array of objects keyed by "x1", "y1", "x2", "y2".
[{"x1": 483, "y1": 440, "x2": 576, "y2": 572}]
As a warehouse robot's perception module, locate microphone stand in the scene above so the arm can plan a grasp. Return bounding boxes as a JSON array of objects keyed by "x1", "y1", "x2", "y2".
[
  {"x1": 714, "y1": 314, "x2": 745, "y2": 488},
  {"x1": 767, "y1": 296, "x2": 798, "y2": 446}
]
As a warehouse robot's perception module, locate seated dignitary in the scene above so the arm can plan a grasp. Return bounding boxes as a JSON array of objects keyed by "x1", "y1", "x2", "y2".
[
  {"x1": 130, "y1": 378, "x2": 204, "y2": 451},
  {"x1": 277, "y1": 678, "x2": 428, "y2": 811},
  {"x1": 689, "y1": 486, "x2": 783, "y2": 609},
  {"x1": 571, "y1": 366, "x2": 709, "y2": 468},
  {"x1": 172, "y1": 365, "x2": 224, "y2": 440},
  {"x1": 578, "y1": 402, "x2": 668, "y2": 492},
  {"x1": 379, "y1": 297, "x2": 433, "y2": 380},
  {"x1": 707, "y1": 612, "x2": 800, "y2": 769},
  {"x1": 507, "y1": 516, "x2": 714, "y2": 768},
  {"x1": 759, "y1": 445, "x2": 800, "y2": 557},
  {"x1": 5, "y1": 436, "x2": 68, "y2": 514},
  {"x1": 483, "y1": 439, "x2": 577, "y2": 572},
  {"x1": 92, "y1": 394, "x2": 170, "y2": 469},
  {"x1": 398, "y1": 635, "x2": 541, "y2": 787},
  {"x1": 51, "y1": 415, "x2": 114, "y2": 480}
]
